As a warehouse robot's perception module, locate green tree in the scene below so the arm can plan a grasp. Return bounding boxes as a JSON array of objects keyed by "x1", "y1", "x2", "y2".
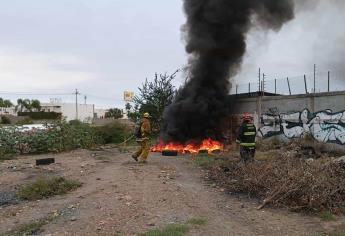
[
  {"x1": 31, "y1": 99, "x2": 41, "y2": 111},
  {"x1": 105, "y1": 108, "x2": 123, "y2": 119},
  {"x1": 0, "y1": 98, "x2": 13, "y2": 107},
  {"x1": 132, "y1": 70, "x2": 178, "y2": 131},
  {"x1": 3, "y1": 100, "x2": 13, "y2": 107},
  {"x1": 16, "y1": 99, "x2": 41, "y2": 112},
  {"x1": 125, "y1": 103, "x2": 140, "y2": 121},
  {"x1": 22, "y1": 99, "x2": 32, "y2": 111}
]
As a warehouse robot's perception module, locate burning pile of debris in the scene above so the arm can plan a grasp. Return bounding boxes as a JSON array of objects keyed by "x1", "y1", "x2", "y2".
[{"x1": 151, "y1": 138, "x2": 224, "y2": 155}]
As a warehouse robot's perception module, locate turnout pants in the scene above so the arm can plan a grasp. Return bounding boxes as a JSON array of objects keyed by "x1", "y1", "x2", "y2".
[
  {"x1": 240, "y1": 146, "x2": 255, "y2": 163},
  {"x1": 133, "y1": 139, "x2": 150, "y2": 162}
]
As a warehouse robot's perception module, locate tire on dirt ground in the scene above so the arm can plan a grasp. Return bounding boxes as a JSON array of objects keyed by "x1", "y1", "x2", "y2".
[
  {"x1": 162, "y1": 150, "x2": 178, "y2": 156},
  {"x1": 36, "y1": 158, "x2": 55, "y2": 166}
]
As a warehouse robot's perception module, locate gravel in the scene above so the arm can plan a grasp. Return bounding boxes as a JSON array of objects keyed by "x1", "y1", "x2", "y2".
[{"x1": 0, "y1": 191, "x2": 20, "y2": 206}]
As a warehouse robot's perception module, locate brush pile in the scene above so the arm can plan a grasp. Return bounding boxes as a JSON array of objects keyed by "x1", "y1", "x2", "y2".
[{"x1": 207, "y1": 153, "x2": 345, "y2": 212}]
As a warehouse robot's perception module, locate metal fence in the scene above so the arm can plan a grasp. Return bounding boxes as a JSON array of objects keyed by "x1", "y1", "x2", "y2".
[{"x1": 230, "y1": 69, "x2": 345, "y2": 95}]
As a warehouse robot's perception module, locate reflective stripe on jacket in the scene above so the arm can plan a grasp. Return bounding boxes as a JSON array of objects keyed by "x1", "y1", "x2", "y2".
[{"x1": 237, "y1": 122, "x2": 257, "y2": 148}]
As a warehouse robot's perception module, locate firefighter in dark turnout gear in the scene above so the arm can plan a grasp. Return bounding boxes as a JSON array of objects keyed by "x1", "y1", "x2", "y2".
[{"x1": 236, "y1": 113, "x2": 257, "y2": 163}]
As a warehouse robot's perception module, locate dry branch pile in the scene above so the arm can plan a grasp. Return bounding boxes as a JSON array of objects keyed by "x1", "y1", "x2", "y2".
[{"x1": 207, "y1": 156, "x2": 345, "y2": 212}]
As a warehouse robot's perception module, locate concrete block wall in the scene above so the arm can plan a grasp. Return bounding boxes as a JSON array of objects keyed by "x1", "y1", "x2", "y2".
[{"x1": 230, "y1": 91, "x2": 345, "y2": 145}]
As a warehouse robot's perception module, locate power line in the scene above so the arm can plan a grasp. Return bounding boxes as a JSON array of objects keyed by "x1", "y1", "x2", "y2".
[
  {"x1": 84, "y1": 94, "x2": 124, "y2": 102},
  {"x1": 0, "y1": 91, "x2": 73, "y2": 96}
]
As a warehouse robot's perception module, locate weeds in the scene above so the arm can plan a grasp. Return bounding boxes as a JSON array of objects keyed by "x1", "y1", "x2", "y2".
[
  {"x1": 140, "y1": 224, "x2": 189, "y2": 236},
  {"x1": 140, "y1": 217, "x2": 207, "y2": 236},
  {"x1": 193, "y1": 155, "x2": 217, "y2": 168},
  {"x1": 18, "y1": 176, "x2": 81, "y2": 200},
  {"x1": 0, "y1": 215, "x2": 55, "y2": 236},
  {"x1": 319, "y1": 210, "x2": 336, "y2": 221},
  {"x1": 186, "y1": 217, "x2": 208, "y2": 225}
]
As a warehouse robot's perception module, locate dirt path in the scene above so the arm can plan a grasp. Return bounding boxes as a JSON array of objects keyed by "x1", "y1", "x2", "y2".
[{"x1": 0, "y1": 148, "x2": 343, "y2": 236}]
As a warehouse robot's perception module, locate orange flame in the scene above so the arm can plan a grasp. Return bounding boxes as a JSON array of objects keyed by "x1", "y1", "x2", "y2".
[{"x1": 151, "y1": 138, "x2": 223, "y2": 154}]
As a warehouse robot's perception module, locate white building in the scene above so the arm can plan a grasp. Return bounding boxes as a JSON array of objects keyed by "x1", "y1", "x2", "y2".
[
  {"x1": 0, "y1": 107, "x2": 16, "y2": 116},
  {"x1": 94, "y1": 108, "x2": 107, "y2": 118},
  {"x1": 41, "y1": 102, "x2": 97, "y2": 123}
]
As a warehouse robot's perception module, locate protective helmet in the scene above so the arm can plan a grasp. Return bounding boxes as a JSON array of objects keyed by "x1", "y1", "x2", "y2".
[
  {"x1": 143, "y1": 112, "x2": 150, "y2": 118},
  {"x1": 242, "y1": 112, "x2": 252, "y2": 122}
]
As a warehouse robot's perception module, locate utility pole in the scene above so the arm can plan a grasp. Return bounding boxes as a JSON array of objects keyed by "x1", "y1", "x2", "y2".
[
  {"x1": 328, "y1": 71, "x2": 330, "y2": 92},
  {"x1": 84, "y1": 95, "x2": 87, "y2": 105},
  {"x1": 304, "y1": 75, "x2": 308, "y2": 94},
  {"x1": 287, "y1": 77, "x2": 291, "y2": 95},
  {"x1": 313, "y1": 64, "x2": 316, "y2": 93},
  {"x1": 262, "y1": 73, "x2": 266, "y2": 95},
  {"x1": 258, "y1": 68, "x2": 261, "y2": 92},
  {"x1": 75, "y1": 89, "x2": 80, "y2": 120}
]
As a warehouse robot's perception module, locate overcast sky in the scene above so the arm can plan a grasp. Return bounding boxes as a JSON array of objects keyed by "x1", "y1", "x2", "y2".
[{"x1": 0, "y1": 0, "x2": 344, "y2": 108}]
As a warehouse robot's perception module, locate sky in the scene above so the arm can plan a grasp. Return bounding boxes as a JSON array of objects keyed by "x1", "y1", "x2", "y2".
[{"x1": 0, "y1": 0, "x2": 344, "y2": 108}]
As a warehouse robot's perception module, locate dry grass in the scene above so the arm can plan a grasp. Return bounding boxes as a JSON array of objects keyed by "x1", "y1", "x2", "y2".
[{"x1": 207, "y1": 155, "x2": 345, "y2": 213}]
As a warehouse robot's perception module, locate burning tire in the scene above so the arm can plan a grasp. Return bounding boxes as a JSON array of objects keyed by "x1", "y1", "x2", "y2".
[{"x1": 162, "y1": 150, "x2": 178, "y2": 156}]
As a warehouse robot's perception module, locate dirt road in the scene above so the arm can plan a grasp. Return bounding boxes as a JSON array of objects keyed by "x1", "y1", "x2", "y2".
[{"x1": 0, "y1": 148, "x2": 342, "y2": 235}]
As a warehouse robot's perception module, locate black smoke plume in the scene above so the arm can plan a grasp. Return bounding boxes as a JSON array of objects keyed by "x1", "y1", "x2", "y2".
[{"x1": 161, "y1": 0, "x2": 295, "y2": 144}]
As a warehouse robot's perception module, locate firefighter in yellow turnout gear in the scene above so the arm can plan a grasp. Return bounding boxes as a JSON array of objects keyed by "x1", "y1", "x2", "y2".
[
  {"x1": 236, "y1": 113, "x2": 257, "y2": 163},
  {"x1": 132, "y1": 113, "x2": 152, "y2": 163}
]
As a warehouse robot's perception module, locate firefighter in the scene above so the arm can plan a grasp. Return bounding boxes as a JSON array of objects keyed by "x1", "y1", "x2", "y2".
[
  {"x1": 132, "y1": 112, "x2": 152, "y2": 163},
  {"x1": 236, "y1": 112, "x2": 257, "y2": 163}
]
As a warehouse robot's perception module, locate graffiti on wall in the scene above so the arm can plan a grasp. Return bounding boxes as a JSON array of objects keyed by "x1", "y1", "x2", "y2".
[{"x1": 258, "y1": 108, "x2": 345, "y2": 144}]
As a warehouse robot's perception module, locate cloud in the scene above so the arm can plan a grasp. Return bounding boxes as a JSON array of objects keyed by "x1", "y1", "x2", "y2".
[{"x1": 0, "y1": 48, "x2": 94, "y2": 91}]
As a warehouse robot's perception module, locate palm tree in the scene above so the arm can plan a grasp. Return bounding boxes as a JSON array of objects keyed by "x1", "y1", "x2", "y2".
[
  {"x1": 3, "y1": 100, "x2": 13, "y2": 108},
  {"x1": 16, "y1": 99, "x2": 24, "y2": 112},
  {"x1": 22, "y1": 99, "x2": 32, "y2": 112},
  {"x1": 31, "y1": 100, "x2": 41, "y2": 111}
]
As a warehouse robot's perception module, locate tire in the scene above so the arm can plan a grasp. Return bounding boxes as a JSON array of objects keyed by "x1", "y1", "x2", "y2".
[
  {"x1": 162, "y1": 150, "x2": 178, "y2": 156},
  {"x1": 36, "y1": 158, "x2": 55, "y2": 166}
]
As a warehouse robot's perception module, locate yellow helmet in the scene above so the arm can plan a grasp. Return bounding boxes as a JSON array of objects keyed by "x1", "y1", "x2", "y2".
[{"x1": 143, "y1": 112, "x2": 150, "y2": 118}]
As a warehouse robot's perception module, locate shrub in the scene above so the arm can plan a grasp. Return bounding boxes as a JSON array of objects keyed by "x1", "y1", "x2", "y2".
[
  {"x1": 0, "y1": 120, "x2": 132, "y2": 157},
  {"x1": 93, "y1": 121, "x2": 131, "y2": 144},
  {"x1": 0, "y1": 116, "x2": 11, "y2": 124},
  {"x1": 68, "y1": 119, "x2": 83, "y2": 126},
  {"x1": 0, "y1": 121, "x2": 103, "y2": 155},
  {"x1": 15, "y1": 117, "x2": 34, "y2": 125}
]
